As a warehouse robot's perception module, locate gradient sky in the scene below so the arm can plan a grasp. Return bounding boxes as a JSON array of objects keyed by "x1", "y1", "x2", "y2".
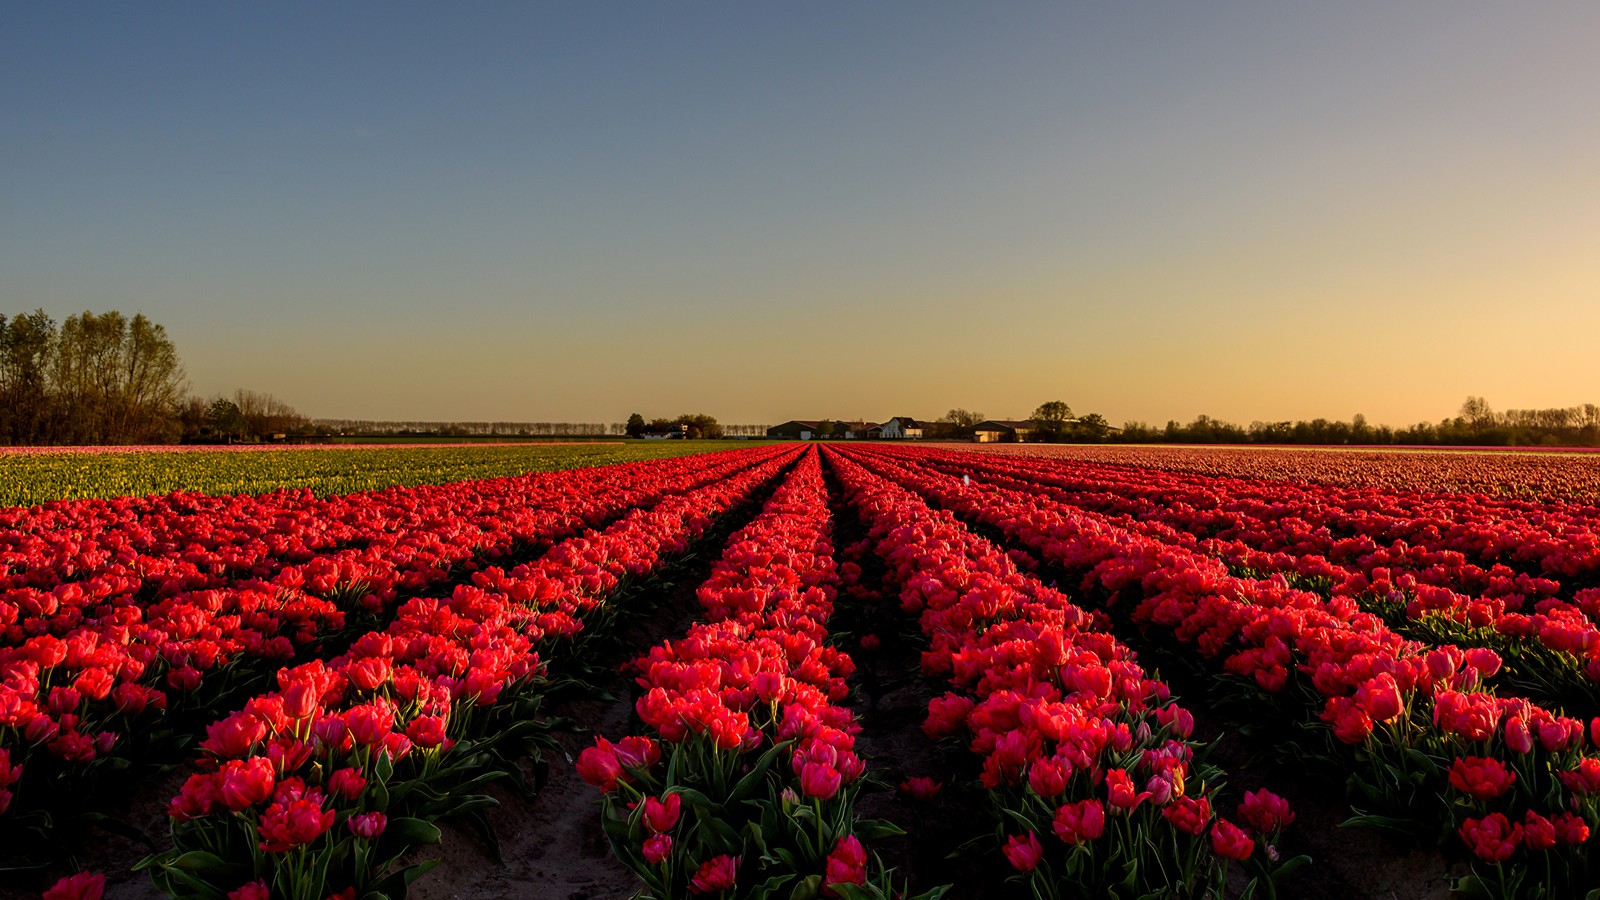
[{"x1": 4, "y1": 3, "x2": 1597, "y2": 427}]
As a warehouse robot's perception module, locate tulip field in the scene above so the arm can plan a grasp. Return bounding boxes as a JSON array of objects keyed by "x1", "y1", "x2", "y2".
[
  {"x1": 3, "y1": 443, "x2": 1599, "y2": 899},
  {"x1": 0, "y1": 442, "x2": 736, "y2": 507}
]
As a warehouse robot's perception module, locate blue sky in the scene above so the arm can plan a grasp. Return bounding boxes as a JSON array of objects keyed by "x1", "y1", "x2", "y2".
[{"x1": 4, "y1": 3, "x2": 1597, "y2": 426}]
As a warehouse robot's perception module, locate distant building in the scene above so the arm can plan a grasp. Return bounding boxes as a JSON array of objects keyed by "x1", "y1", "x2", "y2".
[
  {"x1": 641, "y1": 424, "x2": 689, "y2": 439},
  {"x1": 767, "y1": 420, "x2": 825, "y2": 440},
  {"x1": 973, "y1": 419, "x2": 1036, "y2": 443},
  {"x1": 879, "y1": 417, "x2": 923, "y2": 439},
  {"x1": 765, "y1": 420, "x2": 878, "y2": 440}
]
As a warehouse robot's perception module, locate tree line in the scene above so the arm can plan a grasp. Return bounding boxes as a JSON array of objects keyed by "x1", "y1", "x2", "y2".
[
  {"x1": 0, "y1": 309, "x2": 307, "y2": 445},
  {"x1": 625, "y1": 413, "x2": 727, "y2": 439},
  {"x1": 924, "y1": 403, "x2": 1113, "y2": 441},
  {"x1": 1115, "y1": 397, "x2": 1600, "y2": 447}
]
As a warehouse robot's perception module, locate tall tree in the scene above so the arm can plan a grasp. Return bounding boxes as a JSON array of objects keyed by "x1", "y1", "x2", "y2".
[
  {"x1": 1030, "y1": 400, "x2": 1074, "y2": 441},
  {"x1": 49, "y1": 311, "x2": 186, "y2": 444},
  {"x1": 929, "y1": 408, "x2": 985, "y2": 439},
  {"x1": 0, "y1": 311, "x2": 57, "y2": 443}
]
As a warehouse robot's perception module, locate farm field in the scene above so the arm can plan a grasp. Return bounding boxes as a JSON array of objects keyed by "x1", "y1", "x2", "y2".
[
  {"x1": 3, "y1": 443, "x2": 1598, "y2": 899},
  {"x1": 0, "y1": 442, "x2": 756, "y2": 507},
  {"x1": 947, "y1": 443, "x2": 1600, "y2": 500}
]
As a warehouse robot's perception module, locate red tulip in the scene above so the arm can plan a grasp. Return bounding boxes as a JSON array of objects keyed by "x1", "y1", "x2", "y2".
[
  {"x1": 1052, "y1": 798, "x2": 1106, "y2": 844},
  {"x1": 219, "y1": 757, "x2": 276, "y2": 811},
  {"x1": 823, "y1": 836, "x2": 867, "y2": 895},
  {"x1": 42, "y1": 872, "x2": 104, "y2": 900},
  {"x1": 1459, "y1": 813, "x2": 1522, "y2": 863},
  {"x1": 1106, "y1": 768, "x2": 1150, "y2": 812},
  {"x1": 1236, "y1": 788, "x2": 1294, "y2": 835},
  {"x1": 799, "y1": 761, "x2": 841, "y2": 800},
  {"x1": 1210, "y1": 819, "x2": 1254, "y2": 860},
  {"x1": 1002, "y1": 832, "x2": 1043, "y2": 872},
  {"x1": 899, "y1": 776, "x2": 942, "y2": 800},
  {"x1": 642, "y1": 833, "x2": 672, "y2": 865},
  {"x1": 227, "y1": 882, "x2": 271, "y2": 900},
  {"x1": 576, "y1": 742, "x2": 622, "y2": 792},
  {"x1": 257, "y1": 791, "x2": 336, "y2": 852},
  {"x1": 1523, "y1": 811, "x2": 1557, "y2": 852},
  {"x1": 1447, "y1": 756, "x2": 1516, "y2": 801},
  {"x1": 642, "y1": 793, "x2": 681, "y2": 834},
  {"x1": 689, "y1": 854, "x2": 738, "y2": 893},
  {"x1": 347, "y1": 811, "x2": 387, "y2": 840}
]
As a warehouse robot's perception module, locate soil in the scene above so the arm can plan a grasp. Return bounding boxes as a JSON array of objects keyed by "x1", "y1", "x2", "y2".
[{"x1": 404, "y1": 677, "x2": 643, "y2": 900}]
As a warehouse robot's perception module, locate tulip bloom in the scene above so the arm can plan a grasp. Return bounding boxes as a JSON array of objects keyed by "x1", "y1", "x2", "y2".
[
  {"x1": 823, "y1": 836, "x2": 867, "y2": 895},
  {"x1": 576, "y1": 743, "x2": 623, "y2": 792},
  {"x1": 1210, "y1": 819, "x2": 1254, "y2": 860},
  {"x1": 1236, "y1": 789, "x2": 1294, "y2": 835},
  {"x1": 257, "y1": 791, "x2": 336, "y2": 852},
  {"x1": 1558, "y1": 758, "x2": 1600, "y2": 795},
  {"x1": 1052, "y1": 798, "x2": 1106, "y2": 845},
  {"x1": 642, "y1": 793, "x2": 681, "y2": 834},
  {"x1": 1354, "y1": 673, "x2": 1404, "y2": 722},
  {"x1": 642, "y1": 834, "x2": 672, "y2": 865},
  {"x1": 1003, "y1": 832, "x2": 1043, "y2": 872},
  {"x1": 899, "y1": 776, "x2": 942, "y2": 800},
  {"x1": 42, "y1": 872, "x2": 104, "y2": 900},
  {"x1": 689, "y1": 855, "x2": 739, "y2": 893},
  {"x1": 1523, "y1": 811, "x2": 1557, "y2": 852},
  {"x1": 1027, "y1": 758, "x2": 1070, "y2": 798},
  {"x1": 227, "y1": 882, "x2": 271, "y2": 900},
  {"x1": 218, "y1": 757, "x2": 276, "y2": 811},
  {"x1": 347, "y1": 811, "x2": 387, "y2": 841},
  {"x1": 1447, "y1": 757, "x2": 1516, "y2": 801},
  {"x1": 1459, "y1": 813, "x2": 1522, "y2": 863},
  {"x1": 1106, "y1": 768, "x2": 1150, "y2": 812},
  {"x1": 799, "y1": 761, "x2": 841, "y2": 800}
]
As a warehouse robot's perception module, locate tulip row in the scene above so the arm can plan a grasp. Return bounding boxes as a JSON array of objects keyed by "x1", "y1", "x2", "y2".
[
  {"x1": 0, "y1": 447, "x2": 786, "y2": 860},
  {"x1": 581, "y1": 449, "x2": 922, "y2": 899},
  {"x1": 948, "y1": 443, "x2": 1600, "y2": 500},
  {"x1": 904, "y1": 448, "x2": 1600, "y2": 707},
  {"x1": 823, "y1": 448, "x2": 1301, "y2": 899},
  {"x1": 0, "y1": 445, "x2": 773, "y2": 641},
  {"x1": 838, "y1": 445, "x2": 1600, "y2": 898},
  {"x1": 135, "y1": 446, "x2": 803, "y2": 900},
  {"x1": 0, "y1": 441, "x2": 732, "y2": 508},
  {"x1": 916, "y1": 444, "x2": 1600, "y2": 596}
]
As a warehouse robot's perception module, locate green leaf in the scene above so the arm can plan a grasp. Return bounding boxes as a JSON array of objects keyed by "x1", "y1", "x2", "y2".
[
  {"x1": 748, "y1": 873, "x2": 796, "y2": 900},
  {"x1": 854, "y1": 818, "x2": 906, "y2": 840},
  {"x1": 166, "y1": 850, "x2": 237, "y2": 879},
  {"x1": 381, "y1": 816, "x2": 443, "y2": 850},
  {"x1": 788, "y1": 873, "x2": 823, "y2": 900},
  {"x1": 672, "y1": 786, "x2": 717, "y2": 811},
  {"x1": 727, "y1": 742, "x2": 789, "y2": 806},
  {"x1": 1273, "y1": 854, "x2": 1313, "y2": 880},
  {"x1": 1339, "y1": 812, "x2": 1421, "y2": 838},
  {"x1": 461, "y1": 808, "x2": 503, "y2": 864},
  {"x1": 368, "y1": 858, "x2": 443, "y2": 899}
]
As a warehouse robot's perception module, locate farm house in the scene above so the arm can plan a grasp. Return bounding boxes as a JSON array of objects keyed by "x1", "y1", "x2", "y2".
[{"x1": 972, "y1": 419, "x2": 1037, "y2": 442}]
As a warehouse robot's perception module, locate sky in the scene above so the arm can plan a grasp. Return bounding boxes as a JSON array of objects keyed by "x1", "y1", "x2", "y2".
[{"x1": 3, "y1": 3, "x2": 1597, "y2": 428}]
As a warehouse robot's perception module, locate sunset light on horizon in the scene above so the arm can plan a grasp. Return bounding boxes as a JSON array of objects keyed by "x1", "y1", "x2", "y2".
[{"x1": 4, "y1": 3, "x2": 1597, "y2": 428}]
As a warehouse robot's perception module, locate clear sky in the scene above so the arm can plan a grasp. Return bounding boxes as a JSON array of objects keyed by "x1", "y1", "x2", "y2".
[{"x1": 4, "y1": 3, "x2": 1596, "y2": 427}]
